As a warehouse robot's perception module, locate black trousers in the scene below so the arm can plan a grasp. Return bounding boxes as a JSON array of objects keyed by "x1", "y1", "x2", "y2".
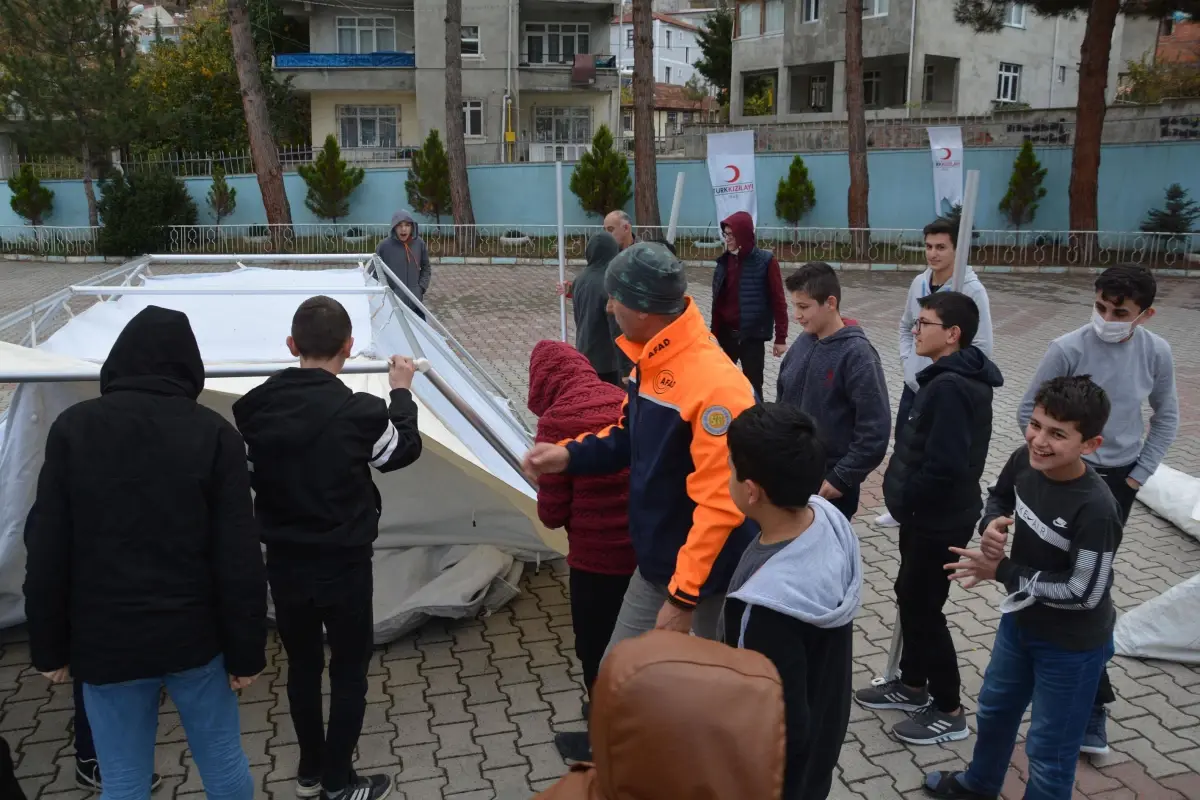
[
  {"x1": 569, "y1": 568, "x2": 633, "y2": 702},
  {"x1": 716, "y1": 330, "x2": 766, "y2": 401},
  {"x1": 827, "y1": 485, "x2": 861, "y2": 522},
  {"x1": 895, "y1": 525, "x2": 973, "y2": 713},
  {"x1": 73, "y1": 679, "x2": 96, "y2": 763},
  {"x1": 1090, "y1": 461, "x2": 1139, "y2": 707},
  {"x1": 0, "y1": 735, "x2": 25, "y2": 800},
  {"x1": 272, "y1": 560, "x2": 375, "y2": 792}
]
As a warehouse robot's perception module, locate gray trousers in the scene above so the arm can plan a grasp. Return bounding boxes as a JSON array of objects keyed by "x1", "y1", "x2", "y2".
[{"x1": 602, "y1": 568, "x2": 726, "y2": 660}]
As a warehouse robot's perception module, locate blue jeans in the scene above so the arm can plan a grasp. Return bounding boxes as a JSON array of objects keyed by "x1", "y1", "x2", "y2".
[
  {"x1": 83, "y1": 655, "x2": 252, "y2": 800},
  {"x1": 962, "y1": 615, "x2": 1113, "y2": 800}
]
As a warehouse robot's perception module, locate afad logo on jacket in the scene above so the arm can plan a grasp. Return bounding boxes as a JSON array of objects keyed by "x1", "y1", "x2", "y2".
[{"x1": 646, "y1": 338, "x2": 670, "y2": 360}]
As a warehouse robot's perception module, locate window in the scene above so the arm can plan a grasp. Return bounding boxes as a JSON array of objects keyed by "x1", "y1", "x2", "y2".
[
  {"x1": 810, "y1": 75, "x2": 828, "y2": 109},
  {"x1": 626, "y1": 28, "x2": 633, "y2": 47},
  {"x1": 1003, "y1": 3, "x2": 1025, "y2": 27},
  {"x1": 337, "y1": 105, "x2": 398, "y2": 148},
  {"x1": 524, "y1": 23, "x2": 590, "y2": 64},
  {"x1": 737, "y1": 1, "x2": 760, "y2": 37},
  {"x1": 765, "y1": 0, "x2": 784, "y2": 32},
  {"x1": 1163, "y1": 16, "x2": 1175, "y2": 35},
  {"x1": 923, "y1": 64, "x2": 935, "y2": 102},
  {"x1": 803, "y1": 0, "x2": 820, "y2": 23},
  {"x1": 665, "y1": 66, "x2": 672, "y2": 82},
  {"x1": 665, "y1": 29, "x2": 672, "y2": 48},
  {"x1": 997, "y1": 62, "x2": 1021, "y2": 102},
  {"x1": 461, "y1": 25, "x2": 480, "y2": 56},
  {"x1": 622, "y1": 111, "x2": 633, "y2": 131},
  {"x1": 336, "y1": 17, "x2": 395, "y2": 54},
  {"x1": 863, "y1": 70, "x2": 881, "y2": 107},
  {"x1": 1058, "y1": 64, "x2": 1066, "y2": 83},
  {"x1": 667, "y1": 111, "x2": 679, "y2": 133},
  {"x1": 462, "y1": 100, "x2": 483, "y2": 137},
  {"x1": 533, "y1": 106, "x2": 592, "y2": 143},
  {"x1": 863, "y1": 0, "x2": 888, "y2": 17}
]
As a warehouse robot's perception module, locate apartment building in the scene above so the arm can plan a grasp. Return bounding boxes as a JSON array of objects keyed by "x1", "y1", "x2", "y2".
[
  {"x1": 1157, "y1": 13, "x2": 1199, "y2": 63},
  {"x1": 274, "y1": 0, "x2": 621, "y2": 164},
  {"x1": 610, "y1": 10, "x2": 714, "y2": 86},
  {"x1": 728, "y1": 0, "x2": 1159, "y2": 123}
]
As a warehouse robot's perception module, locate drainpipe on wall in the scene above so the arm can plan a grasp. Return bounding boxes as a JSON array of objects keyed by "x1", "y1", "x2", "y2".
[
  {"x1": 1049, "y1": 16, "x2": 1060, "y2": 107},
  {"x1": 905, "y1": 0, "x2": 917, "y2": 118},
  {"x1": 505, "y1": 0, "x2": 515, "y2": 162}
]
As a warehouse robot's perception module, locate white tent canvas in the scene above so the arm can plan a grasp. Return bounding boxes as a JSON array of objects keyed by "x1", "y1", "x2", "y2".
[{"x1": 0, "y1": 262, "x2": 565, "y2": 643}]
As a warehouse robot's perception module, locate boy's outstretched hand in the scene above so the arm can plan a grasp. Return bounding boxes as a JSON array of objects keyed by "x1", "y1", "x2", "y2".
[
  {"x1": 523, "y1": 443, "x2": 570, "y2": 479},
  {"x1": 945, "y1": 545, "x2": 1003, "y2": 590},
  {"x1": 388, "y1": 355, "x2": 417, "y2": 391}
]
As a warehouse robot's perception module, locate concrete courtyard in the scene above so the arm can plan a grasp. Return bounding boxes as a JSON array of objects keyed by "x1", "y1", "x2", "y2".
[{"x1": 0, "y1": 259, "x2": 1198, "y2": 799}]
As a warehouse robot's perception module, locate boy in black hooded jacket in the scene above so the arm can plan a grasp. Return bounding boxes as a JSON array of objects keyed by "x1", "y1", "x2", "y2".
[{"x1": 233, "y1": 296, "x2": 422, "y2": 800}]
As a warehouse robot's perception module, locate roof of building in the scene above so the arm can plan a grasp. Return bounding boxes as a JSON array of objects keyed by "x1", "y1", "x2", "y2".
[
  {"x1": 135, "y1": 5, "x2": 181, "y2": 30},
  {"x1": 612, "y1": 11, "x2": 703, "y2": 33},
  {"x1": 622, "y1": 82, "x2": 719, "y2": 112}
]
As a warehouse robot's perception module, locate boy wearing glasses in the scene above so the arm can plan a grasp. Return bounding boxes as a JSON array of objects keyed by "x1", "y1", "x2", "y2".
[{"x1": 854, "y1": 292, "x2": 1003, "y2": 745}]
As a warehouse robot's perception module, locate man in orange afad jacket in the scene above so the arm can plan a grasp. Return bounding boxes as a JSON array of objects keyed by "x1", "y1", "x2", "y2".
[{"x1": 525, "y1": 242, "x2": 758, "y2": 645}]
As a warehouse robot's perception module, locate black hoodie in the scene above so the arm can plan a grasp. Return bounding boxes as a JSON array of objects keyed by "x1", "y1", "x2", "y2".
[
  {"x1": 23, "y1": 306, "x2": 268, "y2": 684},
  {"x1": 882, "y1": 345, "x2": 1004, "y2": 533},
  {"x1": 232, "y1": 367, "x2": 421, "y2": 570},
  {"x1": 571, "y1": 232, "x2": 633, "y2": 378}
]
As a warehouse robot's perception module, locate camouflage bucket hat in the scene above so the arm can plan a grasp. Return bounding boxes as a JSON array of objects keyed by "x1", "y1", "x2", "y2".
[{"x1": 603, "y1": 241, "x2": 688, "y2": 315}]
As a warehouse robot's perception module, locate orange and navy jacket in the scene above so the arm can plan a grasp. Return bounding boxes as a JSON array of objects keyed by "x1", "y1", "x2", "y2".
[{"x1": 563, "y1": 297, "x2": 759, "y2": 608}]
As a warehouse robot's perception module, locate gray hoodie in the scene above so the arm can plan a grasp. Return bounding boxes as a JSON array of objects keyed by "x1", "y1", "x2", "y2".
[
  {"x1": 899, "y1": 266, "x2": 994, "y2": 392},
  {"x1": 572, "y1": 233, "x2": 633, "y2": 377},
  {"x1": 727, "y1": 495, "x2": 863, "y2": 644},
  {"x1": 375, "y1": 210, "x2": 431, "y2": 305}
]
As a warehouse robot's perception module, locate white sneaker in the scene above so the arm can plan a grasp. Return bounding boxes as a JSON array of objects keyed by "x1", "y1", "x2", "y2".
[{"x1": 875, "y1": 512, "x2": 900, "y2": 527}]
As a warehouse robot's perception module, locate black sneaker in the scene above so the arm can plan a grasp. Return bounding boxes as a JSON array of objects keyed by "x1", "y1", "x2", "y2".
[
  {"x1": 76, "y1": 760, "x2": 164, "y2": 793},
  {"x1": 892, "y1": 706, "x2": 970, "y2": 745},
  {"x1": 554, "y1": 731, "x2": 592, "y2": 763},
  {"x1": 1080, "y1": 704, "x2": 1110, "y2": 755},
  {"x1": 923, "y1": 770, "x2": 996, "y2": 799},
  {"x1": 296, "y1": 775, "x2": 322, "y2": 798},
  {"x1": 854, "y1": 679, "x2": 930, "y2": 711},
  {"x1": 321, "y1": 773, "x2": 392, "y2": 800}
]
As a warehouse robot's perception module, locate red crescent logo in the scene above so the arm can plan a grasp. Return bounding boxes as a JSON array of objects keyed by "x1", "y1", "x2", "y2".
[
  {"x1": 725, "y1": 164, "x2": 741, "y2": 183},
  {"x1": 938, "y1": 148, "x2": 953, "y2": 160}
]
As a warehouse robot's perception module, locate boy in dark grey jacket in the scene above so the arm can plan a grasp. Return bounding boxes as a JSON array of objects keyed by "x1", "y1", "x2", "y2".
[
  {"x1": 776, "y1": 262, "x2": 890, "y2": 520},
  {"x1": 375, "y1": 210, "x2": 431, "y2": 315}
]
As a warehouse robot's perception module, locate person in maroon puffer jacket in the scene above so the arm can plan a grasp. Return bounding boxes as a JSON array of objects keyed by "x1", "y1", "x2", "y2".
[{"x1": 527, "y1": 340, "x2": 635, "y2": 764}]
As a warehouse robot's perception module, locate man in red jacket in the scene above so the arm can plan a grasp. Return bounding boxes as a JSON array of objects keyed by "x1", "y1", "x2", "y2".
[
  {"x1": 528, "y1": 340, "x2": 636, "y2": 764},
  {"x1": 712, "y1": 211, "x2": 789, "y2": 400}
]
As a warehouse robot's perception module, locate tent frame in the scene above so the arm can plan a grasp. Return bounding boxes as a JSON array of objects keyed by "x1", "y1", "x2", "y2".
[{"x1": 0, "y1": 253, "x2": 536, "y2": 489}]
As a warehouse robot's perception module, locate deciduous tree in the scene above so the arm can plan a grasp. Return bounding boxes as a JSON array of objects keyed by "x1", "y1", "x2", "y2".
[
  {"x1": 632, "y1": 0, "x2": 661, "y2": 228},
  {"x1": 444, "y1": 0, "x2": 476, "y2": 226}
]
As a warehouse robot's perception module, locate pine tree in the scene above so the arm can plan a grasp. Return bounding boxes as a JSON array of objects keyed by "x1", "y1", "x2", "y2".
[
  {"x1": 405, "y1": 129, "x2": 453, "y2": 224},
  {"x1": 1142, "y1": 184, "x2": 1200, "y2": 241},
  {"x1": 297, "y1": 135, "x2": 365, "y2": 223},
  {"x1": 774, "y1": 155, "x2": 816, "y2": 226},
  {"x1": 97, "y1": 168, "x2": 198, "y2": 256},
  {"x1": 570, "y1": 125, "x2": 632, "y2": 219},
  {"x1": 999, "y1": 140, "x2": 1048, "y2": 230},
  {"x1": 207, "y1": 164, "x2": 237, "y2": 225},
  {"x1": 694, "y1": 5, "x2": 732, "y2": 107},
  {"x1": 7, "y1": 165, "x2": 55, "y2": 226}
]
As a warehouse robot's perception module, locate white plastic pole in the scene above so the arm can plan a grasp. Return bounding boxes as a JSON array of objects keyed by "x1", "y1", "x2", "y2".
[
  {"x1": 70, "y1": 285, "x2": 386, "y2": 297},
  {"x1": 556, "y1": 160, "x2": 567, "y2": 342},
  {"x1": 666, "y1": 172, "x2": 686, "y2": 245},
  {"x1": 951, "y1": 169, "x2": 980, "y2": 293}
]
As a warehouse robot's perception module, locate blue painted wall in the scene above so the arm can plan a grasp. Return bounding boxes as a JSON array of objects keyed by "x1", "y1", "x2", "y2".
[{"x1": 2, "y1": 142, "x2": 1197, "y2": 232}]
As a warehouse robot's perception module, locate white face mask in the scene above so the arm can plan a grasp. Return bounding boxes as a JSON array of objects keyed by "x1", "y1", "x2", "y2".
[{"x1": 1091, "y1": 308, "x2": 1142, "y2": 344}]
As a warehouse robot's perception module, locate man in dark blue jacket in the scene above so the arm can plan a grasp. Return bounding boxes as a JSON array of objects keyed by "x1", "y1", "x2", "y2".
[
  {"x1": 776, "y1": 262, "x2": 890, "y2": 520},
  {"x1": 712, "y1": 211, "x2": 788, "y2": 400}
]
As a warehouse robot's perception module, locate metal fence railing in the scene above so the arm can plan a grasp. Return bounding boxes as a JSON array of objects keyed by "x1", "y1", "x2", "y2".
[{"x1": 0, "y1": 226, "x2": 99, "y2": 256}]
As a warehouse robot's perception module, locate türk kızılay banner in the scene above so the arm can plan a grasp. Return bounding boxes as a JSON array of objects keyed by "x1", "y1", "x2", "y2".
[
  {"x1": 706, "y1": 130, "x2": 757, "y2": 226},
  {"x1": 927, "y1": 126, "x2": 964, "y2": 217}
]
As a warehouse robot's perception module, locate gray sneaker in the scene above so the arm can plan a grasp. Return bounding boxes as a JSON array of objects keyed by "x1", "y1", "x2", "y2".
[
  {"x1": 854, "y1": 679, "x2": 930, "y2": 711},
  {"x1": 893, "y1": 706, "x2": 970, "y2": 745}
]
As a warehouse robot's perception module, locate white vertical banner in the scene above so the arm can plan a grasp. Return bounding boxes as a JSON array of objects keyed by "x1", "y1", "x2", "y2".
[
  {"x1": 706, "y1": 130, "x2": 757, "y2": 226},
  {"x1": 927, "y1": 126, "x2": 964, "y2": 217}
]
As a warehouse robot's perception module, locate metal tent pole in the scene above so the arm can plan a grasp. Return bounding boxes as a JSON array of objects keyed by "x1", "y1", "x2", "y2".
[
  {"x1": 556, "y1": 160, "x2": 567, "y2": 342},
  {"x1": 0, "y1": 359, "x2": 393, "y2": 384},
  {"x1": 951, "y1": 170, "x2": 980, "y2": 293}
]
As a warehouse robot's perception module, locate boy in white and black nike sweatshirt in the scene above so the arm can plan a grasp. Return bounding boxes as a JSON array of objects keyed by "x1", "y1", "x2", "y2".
[
  {"x1": 233, "y1": 296, "x2": 422, "y2": 800},
  {"x1": 924, "y1": 375, "x2": 1120, "y2": 800}
]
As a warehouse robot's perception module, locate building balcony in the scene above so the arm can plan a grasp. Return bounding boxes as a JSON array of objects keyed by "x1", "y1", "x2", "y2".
[
  {"x1": 272, "y1": 52, "x2": 416, "y2": 93},
  {"x1": 518, "y1": 53, "x2": 619, "y2": 93}
]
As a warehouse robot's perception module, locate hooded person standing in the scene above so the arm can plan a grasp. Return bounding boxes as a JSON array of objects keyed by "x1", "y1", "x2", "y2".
[
  {"x1": 375, "y1": 210, "x2": 431, "y2": 316},
  {"x1": 527, "y1": 340, "x2": 635, "y2": 763},
  {"x1": 559, "y1": 232, "x2": 634, "y2": 385},
  {"x1": 712, "y1": 211, "x2": 789, "y2": 400},
  {"x1": 23, "y1": 306, "x2": 267, "y2": 800}
]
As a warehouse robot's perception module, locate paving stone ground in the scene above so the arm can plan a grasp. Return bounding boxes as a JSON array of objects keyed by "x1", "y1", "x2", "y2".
[{"x1": 1, "y1": 260, "x2": 1199, "y2": 799}]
